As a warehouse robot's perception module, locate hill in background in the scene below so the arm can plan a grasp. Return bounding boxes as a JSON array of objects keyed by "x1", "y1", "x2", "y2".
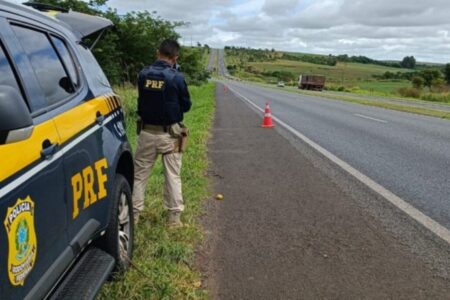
[{"x1": 223, "y1": 47, "x2": 450, "y2": 102}]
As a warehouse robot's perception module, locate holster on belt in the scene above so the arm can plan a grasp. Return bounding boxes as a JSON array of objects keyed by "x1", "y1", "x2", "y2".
[
  {"x1": 179, "y1": 126, "x2": 189, "y2": 152},
  {"x1": 136, "y1": 117, "x2": 143, "y2": 135},
  {"x1": 169, "y1": 123, "x2": 189, "y2": 153}
]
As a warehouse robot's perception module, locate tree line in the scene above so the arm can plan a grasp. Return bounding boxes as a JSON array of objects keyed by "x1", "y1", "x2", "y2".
[
  {"x1": 375, "y1": 65, "x2": 450, "y2": 91},
  {"x1": 333, "y1": 55, "x2": 417, "y2": 69},
  {"x1": 225, "y1": 46, "x2": 422, "y2": 70},
  {"x1": 225, "y1": 46, "x2": 277, "y2": 63},
  {"x1": 34, "y1": 0, "x2": 209, "y2": 85}
]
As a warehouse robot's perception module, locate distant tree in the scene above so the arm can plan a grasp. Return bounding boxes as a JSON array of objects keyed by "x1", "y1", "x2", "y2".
[
  {"x1": 281, "y1": 53, "x2": 336, "y2": 66},
  {"x1": 113, "y1": 11, "x2": 181, "y2": 84},
  {"x1": 401, "y1": 56, "x2": 416, "y2": 69},
  {"x1": 411, "y1": 76, "x2": 424, "y2": 89},
  {"x1": 432, "y1": 78, "x2": 445, "y2": 91},
  {"x1": 245, "y1": 66, "x2": 255, "y2": 73},
  {"x1": 382, "y1": 71, "x2": 395, "y2": 80},
  {"x1": 336, "y1": 54, "x2": 349, "y2": 62},
  {"x1": 420, "y1": 69, "x2": 442, "y2": 91},
  {"x1": 443, "y1": 63, "x2": 450, "y2": 84},
  {"x1": 177, "y1": 47, "x2": 210, "y2": 85}
]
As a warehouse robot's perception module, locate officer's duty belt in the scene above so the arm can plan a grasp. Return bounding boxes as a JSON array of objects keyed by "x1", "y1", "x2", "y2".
[{"x1": 143, "y1": 124, "x2": 169, "y2": 133}]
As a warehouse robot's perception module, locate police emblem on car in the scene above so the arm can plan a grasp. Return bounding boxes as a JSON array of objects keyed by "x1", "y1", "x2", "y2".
[{"x1": 4, "y1": 196, "x2": 37, "y2": 286}]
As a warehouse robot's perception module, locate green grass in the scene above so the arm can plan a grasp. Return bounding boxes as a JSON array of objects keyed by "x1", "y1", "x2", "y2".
[
  {"x1": 355, "y1": 80, "x2": 410, "y2": 94},
  {"x1": 98, "y1": 82, "x2": 216, "y2": 300},
  {"x1": 201, "y1": 49, "x2": 210, "y2": 69},
  {"x1": 325, "y1": 94, "x2": 450, "y2": 120},
  {"x1": 247, "y1": 60, "x2": 412, "y2": 85},
  {"x1": 420, "y1": 92, "x2": 450, "y2": 103}
]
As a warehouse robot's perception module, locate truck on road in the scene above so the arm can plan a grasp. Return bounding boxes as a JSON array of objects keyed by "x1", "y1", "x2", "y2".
[{"x1": 298, "y1": 74, "x2": 326, "y2": 91}]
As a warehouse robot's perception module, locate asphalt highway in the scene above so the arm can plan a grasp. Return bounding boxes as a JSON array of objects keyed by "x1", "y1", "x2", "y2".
[
  {"x1": 217, "y1": 49, "x2": 228, "y2": 76},
  {"x1": 207, "y1": 49, "x2": 218, "y2": 72},
  {"x1": 199, "y1": 84, "x2": 450, "y2": 299},
  {"x1": 223, "y1": 79, "x2": 450, "y2": 232}
]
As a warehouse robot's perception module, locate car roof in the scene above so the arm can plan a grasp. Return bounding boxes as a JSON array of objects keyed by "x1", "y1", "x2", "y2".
[{"x1": 0, "y1": 0, "x2": 112, "y2": 40}]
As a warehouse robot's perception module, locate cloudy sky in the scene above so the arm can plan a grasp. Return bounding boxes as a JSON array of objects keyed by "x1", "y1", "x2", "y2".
[{"x1": 8, "y1": 0, "x2": 450, "y2": 63}]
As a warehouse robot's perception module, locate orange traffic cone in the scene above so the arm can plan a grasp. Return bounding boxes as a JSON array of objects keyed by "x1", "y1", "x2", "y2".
[{"x1": 261, "y1": 101, "x2": 275, "y2": 128}]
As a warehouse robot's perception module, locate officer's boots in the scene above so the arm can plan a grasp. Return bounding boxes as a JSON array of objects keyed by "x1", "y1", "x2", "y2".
[{"x1": 167, "y1": 211, "x2": 183, "y2": 228}]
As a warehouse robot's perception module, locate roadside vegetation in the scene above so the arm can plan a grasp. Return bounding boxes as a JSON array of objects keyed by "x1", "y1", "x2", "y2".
[
  {"x1": 99, "y1": 83, "x2": 215, "y2": 299},
  {"x1": 34, "y1": 0, "x2": 210, "y2": 86},
  {"x1": 201, "y1": 44, "x2": 211, "y2": 69},
  {"x1": 225, "y1": 47, "x2": 450, "y2": 104}
]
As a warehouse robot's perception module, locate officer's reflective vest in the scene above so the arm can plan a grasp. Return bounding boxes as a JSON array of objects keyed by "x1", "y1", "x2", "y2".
[{"x1": 138, "y1": 65, "x2": 181, "y2": 126}]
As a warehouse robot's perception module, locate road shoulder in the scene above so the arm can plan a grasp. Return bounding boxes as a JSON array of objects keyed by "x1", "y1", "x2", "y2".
[{"x1": 197, "y1": 83, "x2": 450, "y2": 299}]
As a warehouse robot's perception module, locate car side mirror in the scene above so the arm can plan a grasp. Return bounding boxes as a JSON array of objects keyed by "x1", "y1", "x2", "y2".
[{"x1": 0, "y1": 85, "x2": 33, "y2": 145}]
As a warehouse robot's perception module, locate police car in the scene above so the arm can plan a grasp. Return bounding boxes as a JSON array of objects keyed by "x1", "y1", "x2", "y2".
[{"x1": 0, "y1": 1, "x2": 134, "y2": 299}]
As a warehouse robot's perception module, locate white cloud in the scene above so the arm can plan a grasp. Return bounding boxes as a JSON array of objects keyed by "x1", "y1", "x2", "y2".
[
  {"x1": 4, "y1": 0, "x2": 450, "y2": 62},
  {"x1": 262, "y1": 0, "x2": 300, "y2": 16}
]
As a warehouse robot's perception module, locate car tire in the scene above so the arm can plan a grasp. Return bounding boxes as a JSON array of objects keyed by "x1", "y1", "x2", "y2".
[{"x1": 98, "y1": 173, "x2": 134, "y2": 274}]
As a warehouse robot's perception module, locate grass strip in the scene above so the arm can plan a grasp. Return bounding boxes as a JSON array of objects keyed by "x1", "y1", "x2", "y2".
[
  {"x1": 98, "y1": 82, "x2": 215, "y2": 300},
  {"x1": 315, "y1": 93, "x2": 450, "y2": 120}
]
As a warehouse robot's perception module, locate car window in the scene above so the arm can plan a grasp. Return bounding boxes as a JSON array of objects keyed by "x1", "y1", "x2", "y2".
[
  {"x1": 11, "y1": 25, "x2": 75, "y2": 107},
  {"x1": 0, "y1": 43, "x2": 21, "y2": 92},
  {"x1": 76, "y1": 44, "x2": 111, "y2": 93},
  {"x1": 51, "y1": 35, "x2": 79, "y2": 88}
]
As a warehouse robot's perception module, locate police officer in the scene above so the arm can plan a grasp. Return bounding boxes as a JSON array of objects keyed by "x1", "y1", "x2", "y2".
[{"x1": 133, "y1": 39, "x2": 191, "y2": 228}]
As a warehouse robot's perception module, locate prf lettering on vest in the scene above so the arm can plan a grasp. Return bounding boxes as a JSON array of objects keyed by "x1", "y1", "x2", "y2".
[
  {"x1": 71, "y1": 158, "x2": 108, "y2": 219},
  {"x1": 145, "y1": 79, "x2": 165, "y2": 90}
]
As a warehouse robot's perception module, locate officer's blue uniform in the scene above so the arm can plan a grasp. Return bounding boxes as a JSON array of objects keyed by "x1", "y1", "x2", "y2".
[
  {"x1": 137, "y1": 60, "x2": 191, "y2": 126},
  {"x1": 133, "y1": 59, "x2": 191, "y2": 224}
]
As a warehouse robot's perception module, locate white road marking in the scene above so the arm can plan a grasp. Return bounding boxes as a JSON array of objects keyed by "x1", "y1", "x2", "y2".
[
  {"x1": 226, "y1": 84, "x2": 450, "y2": 245},
  {"x1": 354, "y1": 114, "x2": 388, "y2": 123}
]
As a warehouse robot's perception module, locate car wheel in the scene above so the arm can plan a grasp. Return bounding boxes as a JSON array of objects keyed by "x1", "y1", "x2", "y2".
[{"x1": 98, "y1": 174, "x2": 134, "y2": 273}]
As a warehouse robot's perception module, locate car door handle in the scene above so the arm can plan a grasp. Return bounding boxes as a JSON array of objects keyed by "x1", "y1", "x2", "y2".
[
  {"x1": 41, "y1": 141, "x2": 58, "y2": 159},
  {"x1": 96, "y1": 112, "x2": 105, "y2": 125}
]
